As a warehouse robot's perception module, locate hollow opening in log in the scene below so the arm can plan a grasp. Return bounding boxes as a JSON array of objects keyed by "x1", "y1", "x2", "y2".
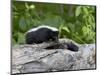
[{"x1": 45, "y1": 42, "x2": 79, "y2": 52}]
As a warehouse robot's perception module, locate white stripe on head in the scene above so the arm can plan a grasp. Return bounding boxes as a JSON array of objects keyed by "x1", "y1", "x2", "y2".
[{"x1": 27, "y1": 25, "x2": 58, "y2": 33}]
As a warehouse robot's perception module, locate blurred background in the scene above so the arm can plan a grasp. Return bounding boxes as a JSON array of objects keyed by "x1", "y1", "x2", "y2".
[{"x1": 12, "y1": 1, "x2": 96, "y2": 45}]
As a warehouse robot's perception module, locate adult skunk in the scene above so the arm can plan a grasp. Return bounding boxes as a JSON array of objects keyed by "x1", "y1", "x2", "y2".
[{"x1": 25, "y1": 25, "x2": 59, "y2": 44}]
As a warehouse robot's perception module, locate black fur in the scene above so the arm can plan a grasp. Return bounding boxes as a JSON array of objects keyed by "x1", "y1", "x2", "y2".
[{"x1": 45, "y1": 42, "x2": 79, "y2": 52}]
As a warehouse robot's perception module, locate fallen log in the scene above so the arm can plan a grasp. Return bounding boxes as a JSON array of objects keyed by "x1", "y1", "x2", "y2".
[{"x1": 12, "y1": 39, "x2": 96, "y2": 74}]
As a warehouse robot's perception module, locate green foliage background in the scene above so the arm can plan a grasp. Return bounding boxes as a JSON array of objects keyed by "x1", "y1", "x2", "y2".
[{"x1": 12, "y1": 1, "x2": 96, "y2": 45}]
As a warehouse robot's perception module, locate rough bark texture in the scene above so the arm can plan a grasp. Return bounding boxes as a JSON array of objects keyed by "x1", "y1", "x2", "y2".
[{"x1": 12, "y1": 39, "x2": 96, "y2": 74}]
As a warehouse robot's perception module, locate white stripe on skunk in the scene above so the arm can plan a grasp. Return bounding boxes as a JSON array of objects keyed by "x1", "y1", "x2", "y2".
[{"x1": 27, "y1": 25, "x2": 58, "y2": 33}]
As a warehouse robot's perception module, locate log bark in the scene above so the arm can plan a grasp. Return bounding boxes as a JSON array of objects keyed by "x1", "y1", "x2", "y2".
[{"x1": 12, "y1": 39, "x2": 96, "y2": 74}]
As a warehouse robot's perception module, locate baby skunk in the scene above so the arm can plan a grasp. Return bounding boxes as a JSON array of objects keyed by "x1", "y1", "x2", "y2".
[{"x1": 25, "y1": 25, "x2": 59, "y2": 44}]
